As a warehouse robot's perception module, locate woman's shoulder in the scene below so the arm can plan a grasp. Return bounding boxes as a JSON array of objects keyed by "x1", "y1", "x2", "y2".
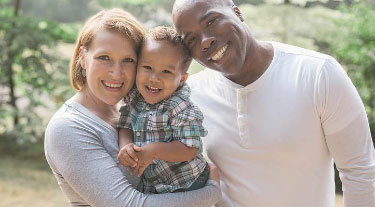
[
  {"x1": 46, "y1": 101, "x2": 85, "y2": 130},
  {"x1": 45, "y1": 100, "x2": 105, "y2": 143}
]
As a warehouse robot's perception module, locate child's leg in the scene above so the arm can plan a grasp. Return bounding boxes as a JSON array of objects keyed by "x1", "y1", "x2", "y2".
[{"x1": 174, "y1": 164, "x2": 210, "y2": 192}]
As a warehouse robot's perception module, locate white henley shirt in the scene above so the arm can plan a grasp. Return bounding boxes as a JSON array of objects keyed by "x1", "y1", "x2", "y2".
[{"x1": 188, "y1": 41, "x2": 375, "y2": 207}]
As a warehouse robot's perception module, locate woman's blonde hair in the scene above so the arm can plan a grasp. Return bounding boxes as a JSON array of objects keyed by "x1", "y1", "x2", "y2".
[{"x1": 70, "y1": 8, "x2": 145, "y2": 91}]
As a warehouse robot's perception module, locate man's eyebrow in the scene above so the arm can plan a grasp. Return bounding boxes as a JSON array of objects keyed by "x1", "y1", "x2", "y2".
[{"x1": 199, "y1": 11, "x2": 216, "y2": 23}]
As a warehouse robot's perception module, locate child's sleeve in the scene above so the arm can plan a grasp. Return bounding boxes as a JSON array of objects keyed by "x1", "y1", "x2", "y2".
[
  {"x1": 170, "y1": 105, "x2": 208, "y2": 150},
  {"x1": 117, "y1": 88, "x2": 137, "y2": 129}
]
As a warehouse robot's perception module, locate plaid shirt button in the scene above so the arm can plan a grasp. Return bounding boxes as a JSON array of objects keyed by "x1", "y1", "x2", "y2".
[{"x1": 136, "y1": 132, "x2": 141, "y2": 136}]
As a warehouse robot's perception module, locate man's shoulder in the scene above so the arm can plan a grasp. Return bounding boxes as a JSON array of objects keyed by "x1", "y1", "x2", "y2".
[
  {"x1": 187, "y1": 69, "x2": 220, "y2": 90},
  {"x1": 270, "y1": 41, "x2": 332, "y2": 62}
]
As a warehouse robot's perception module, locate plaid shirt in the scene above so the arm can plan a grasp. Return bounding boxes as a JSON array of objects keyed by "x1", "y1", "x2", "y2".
[{"x1": 118, "y1": 83, "x2": 208, "y2": 194}]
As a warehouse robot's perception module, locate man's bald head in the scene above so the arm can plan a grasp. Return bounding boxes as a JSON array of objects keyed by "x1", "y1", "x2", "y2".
[{"x1": 172, "y1": 0, "x2": 233, "y2": 16}]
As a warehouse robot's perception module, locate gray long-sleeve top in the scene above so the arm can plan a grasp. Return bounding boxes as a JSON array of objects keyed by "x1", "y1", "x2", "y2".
[{"x1": 44, "y1": 99, "x2": 221, "y2": 207}]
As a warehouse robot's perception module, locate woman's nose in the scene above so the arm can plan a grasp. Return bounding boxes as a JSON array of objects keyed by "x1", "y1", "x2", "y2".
[{"x1": 109, "y1": 63, "x2": 123, "y2": 79}]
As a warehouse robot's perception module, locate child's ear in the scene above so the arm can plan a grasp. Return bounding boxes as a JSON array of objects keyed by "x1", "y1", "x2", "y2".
[{"x1": 179, "y1": 73, "x2": 189, "y2": 86}]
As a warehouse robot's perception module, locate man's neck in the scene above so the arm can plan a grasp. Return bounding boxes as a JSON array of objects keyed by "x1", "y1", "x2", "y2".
[{"x1": 225, "y1": 41, "x2": 274, "y2": 87}]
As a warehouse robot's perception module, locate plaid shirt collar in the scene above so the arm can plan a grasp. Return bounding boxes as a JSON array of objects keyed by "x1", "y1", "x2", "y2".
[{"x1": 135, "y1": 83, "x2": 191, "y2": 108}]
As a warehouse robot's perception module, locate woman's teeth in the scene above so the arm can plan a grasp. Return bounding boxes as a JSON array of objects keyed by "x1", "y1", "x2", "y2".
[{"x1": 103, "y1": 81, "x2": 123, "y2": 88}]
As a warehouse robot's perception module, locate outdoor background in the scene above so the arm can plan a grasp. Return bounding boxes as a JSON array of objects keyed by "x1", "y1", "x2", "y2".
[{"x1": 1, "y1": 0, "x2": 374, "y2": 206}]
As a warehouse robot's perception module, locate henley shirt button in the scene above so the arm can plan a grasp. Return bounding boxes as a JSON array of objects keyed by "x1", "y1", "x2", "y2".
[
  {"x1": 136, "y1": 132, "x2": 141, "y2": 136},
  {"x1": 145, "y1": 106, "x2": 150, "y2": 110}
]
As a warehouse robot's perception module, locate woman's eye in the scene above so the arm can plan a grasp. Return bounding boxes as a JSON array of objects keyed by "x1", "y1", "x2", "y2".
[
  {"x1": 97, "y1": 55, "x2": 109, "y2": 60},
  {"x1": 207, "y1": 17, "x2": 217, "y2": 26},
  {"x1": 123, "y1": 58, "x2": 135, "y2": 63}
]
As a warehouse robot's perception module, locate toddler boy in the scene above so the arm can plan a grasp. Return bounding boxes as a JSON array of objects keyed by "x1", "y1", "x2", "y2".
[{"x1": 117, "y1": 26, "x2": 209, "y2": 194}]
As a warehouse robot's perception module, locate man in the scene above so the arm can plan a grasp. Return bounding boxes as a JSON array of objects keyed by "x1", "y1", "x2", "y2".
[{"x1": 172, "y1": 0, "x2": 375, "y2": 206}]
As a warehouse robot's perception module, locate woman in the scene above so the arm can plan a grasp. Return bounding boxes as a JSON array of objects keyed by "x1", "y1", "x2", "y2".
[{"x1": 44, "y1": 8, "x2": 221, "y2": 207}]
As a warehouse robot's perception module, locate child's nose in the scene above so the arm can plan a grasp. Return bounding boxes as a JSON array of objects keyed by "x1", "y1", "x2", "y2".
[{"x1": 149, "y1": 73, "x2": 160, "y2": 82}]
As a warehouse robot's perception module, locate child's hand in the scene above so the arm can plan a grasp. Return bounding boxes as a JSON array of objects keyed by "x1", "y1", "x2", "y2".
[
  {"x1": 134, "y1": 144, "x2": 156, "y2": 176},
  {"x1": 208, "y1": 162, "x2": 220, "y2": 185},
  {"x1": 118, "y1": 143, "x2": 142, "y2": 168}
]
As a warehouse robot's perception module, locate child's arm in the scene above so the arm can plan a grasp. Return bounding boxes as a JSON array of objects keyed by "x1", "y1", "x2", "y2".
[
  {"x1": 134, "y1": 141, "x2": 198, "y2": 176},
  {"x1": 118, "y1": 128, "x2": 140, "y2": 168},
  {"x1": 118, "y1": 128, "x2": 134, "y2": 149},
  {"x1": 146, "y1": 141, "x2": 198, "y2": 162}
]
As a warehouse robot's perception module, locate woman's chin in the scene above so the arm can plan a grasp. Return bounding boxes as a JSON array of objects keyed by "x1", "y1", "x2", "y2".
[{"x1": 105, "y1": 98, "x2": 122, "y2": 106}]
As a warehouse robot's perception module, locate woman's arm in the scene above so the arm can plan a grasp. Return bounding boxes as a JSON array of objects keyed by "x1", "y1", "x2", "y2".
[{"x1": 45, "y1": 117, "x2": 221, "y2": 207}]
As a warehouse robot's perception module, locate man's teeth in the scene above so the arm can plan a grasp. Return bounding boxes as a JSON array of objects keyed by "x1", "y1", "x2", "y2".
[
  {"x1": 211, "y1": 44, "x2": 228, "y2": 61},
  {"x1": 103, "y1": 82, "x2": 123, "y2": 88}
]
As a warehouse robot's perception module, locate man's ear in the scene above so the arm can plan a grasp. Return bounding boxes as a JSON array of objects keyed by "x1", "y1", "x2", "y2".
[
  {"x1": 232, "y1": 5, "x2": 244, "y2": 22},
  {"x1": 179, "y1": 73, "x2": 189, "y2": 86}
]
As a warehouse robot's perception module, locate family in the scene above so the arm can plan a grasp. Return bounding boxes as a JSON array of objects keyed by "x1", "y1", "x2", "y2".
[{"x1": 44, "y1": 0, "x2": 375, "y2": 206}]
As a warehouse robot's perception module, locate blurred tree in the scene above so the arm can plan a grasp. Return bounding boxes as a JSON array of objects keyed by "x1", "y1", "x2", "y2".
[
  {"x1": 20, "y1": 0, "x2": 94, "y2": 23},
  {"x1": 0, "y1": 0, "x2": 76, "y2": 143},
  {"x1": 234, "y1": 0, "x2": 265, "y2": 5},
  {"x1": 328, "y1": 1, "x2": 375, "y2": 139},
  {"x1": 96, "y1": 0, "x2": 173, "y2": 27}
]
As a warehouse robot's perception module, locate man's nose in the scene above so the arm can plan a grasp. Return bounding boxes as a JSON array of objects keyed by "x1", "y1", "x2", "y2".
[{"x1": 201, "y1": 34, "x2": 216, "y2": 52}]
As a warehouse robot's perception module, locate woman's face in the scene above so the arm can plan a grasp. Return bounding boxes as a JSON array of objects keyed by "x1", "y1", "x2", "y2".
[{"x1": 81, "y1": 29, "x2": 137, "y2": 106}]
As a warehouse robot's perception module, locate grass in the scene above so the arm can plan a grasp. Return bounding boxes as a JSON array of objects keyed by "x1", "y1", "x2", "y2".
[
  {"x1": 0, "y1": 156, "x2": 67, "y2": 207},
  {"x1": 0, "y1": 155, "x2": 344, "y2": 207}
]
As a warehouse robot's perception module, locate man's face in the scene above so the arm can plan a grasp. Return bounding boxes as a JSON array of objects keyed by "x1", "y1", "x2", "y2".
[{"x1": 173, "y1": 0, "x2": 248, "y2": 77}]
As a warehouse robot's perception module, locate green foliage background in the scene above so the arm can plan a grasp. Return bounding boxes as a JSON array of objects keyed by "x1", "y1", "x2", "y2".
[
  {"x1": 329, "y1": 2, "x2": 375, "y2": 138},
  {"x1": 0, "y1": 0, "x2": 373, "y2": 194}
]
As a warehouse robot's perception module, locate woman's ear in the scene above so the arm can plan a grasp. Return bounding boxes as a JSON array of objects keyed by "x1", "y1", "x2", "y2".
[
  {"x1": 179, "y1": 73, "x2": 189, "y2": 86},
  {"x1": 79, "y1": 46, "x2": 87, "y2": 69}
]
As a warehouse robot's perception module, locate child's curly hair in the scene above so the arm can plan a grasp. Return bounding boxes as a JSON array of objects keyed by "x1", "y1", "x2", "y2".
[{"x1": 142, "y1": 26, "x2": 192, "y2": 73}]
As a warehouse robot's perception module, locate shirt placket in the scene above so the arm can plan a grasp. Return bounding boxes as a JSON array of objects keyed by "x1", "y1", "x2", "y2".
[{"x1": 237, "y1": 89, "x2": 251, "y2": 148}]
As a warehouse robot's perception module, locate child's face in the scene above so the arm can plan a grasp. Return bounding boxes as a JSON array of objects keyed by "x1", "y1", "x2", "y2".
[{"x1": 136, "y1": 39, "x2": 188, "y2": 104}]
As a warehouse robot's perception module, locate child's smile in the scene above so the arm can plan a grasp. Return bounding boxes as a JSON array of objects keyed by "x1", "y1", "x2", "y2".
[{"x1": 136, "y1": 39, "x2": 188, "y2": 104}]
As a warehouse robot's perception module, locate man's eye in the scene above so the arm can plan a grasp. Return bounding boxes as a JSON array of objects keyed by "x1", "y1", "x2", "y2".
[
  {"x1": 98, "y1": 55, "x2": 109, "y2": 60},
  {"x1": 123, "y1": 58, "x2": 135, "y2": 63},
  {"x1": 186, "y1": 37, "x2": 196, "y2": 46},
  {"x1": 207, "y1": 17, "x2": 217, "y2": 26}
]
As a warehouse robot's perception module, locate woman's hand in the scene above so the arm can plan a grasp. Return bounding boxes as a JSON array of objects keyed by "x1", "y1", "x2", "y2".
[
  {"x1": 208, "y1": 162, "x2": 220, "y2": 185},
  {"x1": 134, "y1": 143, "x2": 157, "y2": 176}
]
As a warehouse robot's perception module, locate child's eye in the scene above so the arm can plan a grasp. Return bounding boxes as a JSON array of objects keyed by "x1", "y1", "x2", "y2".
[
  {"x1": 142, "y1": 65, "x2": 152, "y2": 70},
  {"x1": 123, "y1": 58, "x2": 135, "y2": 63},
  {"x1": 207, "y1": 17, "x2": 217, "y2": 26},
  {"x1": 162, "y1": 70, "x2": 172, "y2": 74},
  {"x1": 97, "y1": 55, "x2": 109, "y2": 60}
]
